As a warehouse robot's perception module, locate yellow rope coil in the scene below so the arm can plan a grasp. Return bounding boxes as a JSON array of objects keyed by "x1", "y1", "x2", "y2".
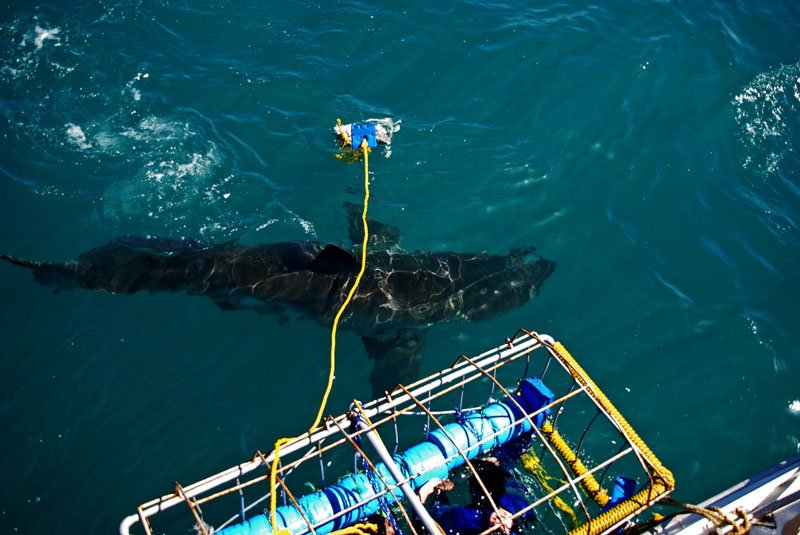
[
  {"x1": 548, "y1": 342, "x2": 675, "y2": 535},
  {"x1": 568, "y1": 480, "x2": 674, "y2": 535},
  {"x1": 662, "y1": 499, "x2": 751, "y2": 535},
  {"x1": 269, "y1": 140, "x2": 371, "y2": 535},
  {"x1": 540, "y1": 421, "x2": 611, "y2": 507}
]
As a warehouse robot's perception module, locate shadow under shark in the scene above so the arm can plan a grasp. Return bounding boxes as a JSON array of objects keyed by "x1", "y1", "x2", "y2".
[{"x1": 1, "y1": 205, "x2": 555, "y2": 395}]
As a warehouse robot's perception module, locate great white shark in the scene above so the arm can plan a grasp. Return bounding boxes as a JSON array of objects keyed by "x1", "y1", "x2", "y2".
[{"x1": 1, "y1": 204, "x2": 555, "y2": 395}]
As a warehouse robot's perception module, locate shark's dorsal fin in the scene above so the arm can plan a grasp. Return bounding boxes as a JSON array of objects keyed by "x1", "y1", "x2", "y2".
[
  {"x1": 345, "y1": 202, "x2": 401, "y2": 250},
  {"x1": 307, "y1": 244, "x2": 360, "y2": 275}
]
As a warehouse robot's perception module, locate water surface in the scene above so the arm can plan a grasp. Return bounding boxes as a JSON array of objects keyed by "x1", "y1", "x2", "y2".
[{"x1": 1, "y1": 1, "x2": 799, "y2": 533}]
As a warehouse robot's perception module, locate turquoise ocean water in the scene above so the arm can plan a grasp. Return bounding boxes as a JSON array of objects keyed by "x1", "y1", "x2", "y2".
[{"x1": 1, "y1": 1, "x2": 799, "y2": 533}]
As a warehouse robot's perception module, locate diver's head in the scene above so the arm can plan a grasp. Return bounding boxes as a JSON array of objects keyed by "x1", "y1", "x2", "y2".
[{"x1": 469, "y1": 459, "x2": 508, "y2": 506}]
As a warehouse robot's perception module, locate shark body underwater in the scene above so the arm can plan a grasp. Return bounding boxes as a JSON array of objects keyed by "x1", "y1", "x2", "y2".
[{"x1": 1, "y1": 204, "x2": 555, "y2": 395}]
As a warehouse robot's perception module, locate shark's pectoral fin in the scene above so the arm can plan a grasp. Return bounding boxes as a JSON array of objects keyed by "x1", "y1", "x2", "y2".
[
  {"x1": 344, "y1": 202, "x2": 401, "y2": 250},
  {"x1": 361, "y1": 328, "x2": 425, "y2": 397},
  {"x1": 307, "y1": 244, "x2": 360, "y2": 275}
]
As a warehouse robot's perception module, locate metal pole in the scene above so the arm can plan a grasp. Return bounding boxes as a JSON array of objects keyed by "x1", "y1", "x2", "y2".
[{"x1": 355, "y1": 419, "x2": 441, "y2": 535}]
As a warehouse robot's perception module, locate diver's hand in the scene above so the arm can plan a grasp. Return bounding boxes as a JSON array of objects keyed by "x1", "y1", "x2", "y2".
[
  {"x1": 419, "y1": 478, "x2": 454, "y2": 503},
  {"x1": 489, "y1": 508, "x2": 513, "y2": 533},
  {"x1": 418, "y1": 478, "x2": 442, "y2": 503}
]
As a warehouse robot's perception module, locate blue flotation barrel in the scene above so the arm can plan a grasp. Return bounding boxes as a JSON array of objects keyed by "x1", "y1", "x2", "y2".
[{"x1": 218, "y1": 377, "x2": 554, "y2": 535}]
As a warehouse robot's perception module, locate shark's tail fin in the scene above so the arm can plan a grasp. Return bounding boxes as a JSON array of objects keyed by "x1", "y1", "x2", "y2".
[{"x1": 0, "y1": 254, "x2": 78, "y2": 290}]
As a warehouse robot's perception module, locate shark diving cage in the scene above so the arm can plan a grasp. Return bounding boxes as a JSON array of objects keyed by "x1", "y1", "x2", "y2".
[{"x1": 119, "y1": 329, "x2": 675, "y2": 535}]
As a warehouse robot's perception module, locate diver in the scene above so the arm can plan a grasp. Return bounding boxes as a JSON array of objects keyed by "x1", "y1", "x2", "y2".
[
  {"x1": 417, "y1": 457, "x2": 533, "y2": 535},
  {"x1": 365, "y1": 513, "x2": 397, "y2": 535}
]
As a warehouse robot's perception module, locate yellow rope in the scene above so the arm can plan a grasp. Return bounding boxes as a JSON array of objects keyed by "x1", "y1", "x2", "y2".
[
  {"x1": 312, "y1": 139, "x2": 370, "y2": 430},
  {"x1": 336, "y1": 118, "x2": 352, "y2": 148},
  {"x1": 662, "y1": 499, "x2": 751, "y2": 535},
  {"x1": 551, "y1": 342, "x2": 674, "y2": 490},
  {"x1": 567, "y1": 480, "x2": 674, "y2": 535},
  {"x1": 540, "y1": 421, "x2": 611, "y2": 508},
  {"x1": 547, "y1": 342, "x2": 675, "y2": 535},
  {"x1": 519, "y1": 448, "x2": 579, "y2": 526},
  {"x1": 269, "y1": 139, "x2": 371, "y2": 535},
  {"x1": 269, "y1": 437, "x2": 292, "y2": 535},
  {"x1": 330, "y1": 521, "x2": 379, "y2": 535}
]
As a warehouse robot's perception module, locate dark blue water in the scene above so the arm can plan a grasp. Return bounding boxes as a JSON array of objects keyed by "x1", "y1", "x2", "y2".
[{"x1": 1, "y1": 2, "x2": 799, "y2": 533}]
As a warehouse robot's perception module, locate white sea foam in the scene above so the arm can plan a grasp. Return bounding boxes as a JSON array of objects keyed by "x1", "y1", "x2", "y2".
[
  {"x1": 732, "y1": 61, "x2": 800, "y2": 245},
  {"x1": 2, "y1": 17, "x2": 243, "y2": 241},
  {"x1": 2, "y1": 21, "x2": 73, "y2": 83},
  {"x1": 126, "y1": 72, "x2": 149, "y2": 102},
  {"x1": 65, "y1": 123, "x2": 92, "y2": 149},
  {"x1": 140, "y1": 116, "x2": 189, "y2": 139},
  {"x1": 255, "y1": 219, "x2": 279, "y2": 232},
  {"x1": 93, "y1": 131, "x2": 120, "y2": 151},
  {"x1": 33, "y1": 25, "x2": 61, "y2": 50},
  {"x1": 143, "y1": 149, "x2": 218, "y2": 183},
  {"x1": 789, "y1": 400, "x2": 800, "y2": 415},
  {"x1": 101, "y1": 109, "x2": 226, "y2": 237},
  {"x1": 733, "y1": 60, "x2": 800, "y2": 177},
  {"x1": 296, "y1": 216, "x2": 316, "y2": 236}
]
